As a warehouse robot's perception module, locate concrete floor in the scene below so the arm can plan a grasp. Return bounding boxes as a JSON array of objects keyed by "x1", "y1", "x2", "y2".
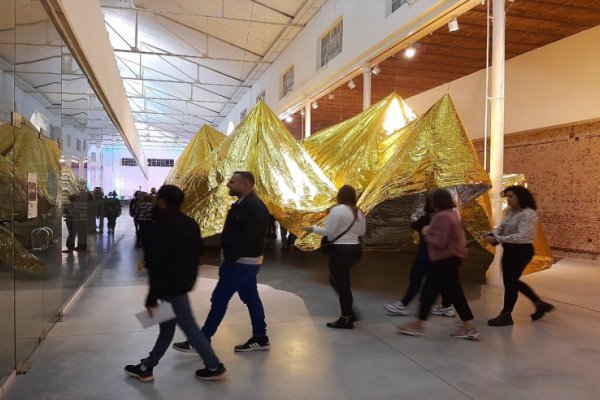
[{"x1": 3, "y1": 222, "x2": 600, "y2": 400}]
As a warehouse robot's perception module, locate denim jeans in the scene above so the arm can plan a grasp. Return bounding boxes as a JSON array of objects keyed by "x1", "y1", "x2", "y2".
[
  {"x1": 142, "y1": 294, "x2": 220, "y2": 369},
  {"x1": 401, "y1": 246, "x2": 451, "y2": 308},
  {"x1": 201, "y1": 261, "x2": 267, "y2": 339}
]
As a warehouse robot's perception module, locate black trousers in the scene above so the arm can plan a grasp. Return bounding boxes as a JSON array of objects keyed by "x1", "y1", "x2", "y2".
[
  {"x1": 501, "y1": 243, "x2": 540, "y2": 313},
  {"x1": 402, "y1": 246, "x2": 451, "y2": 308},
  {"x1": 328, "y1": 244, "x2": 362, "y2": 316},
  {"x1": 418, "y1": 257, "x2": 474, "y2": 322}
]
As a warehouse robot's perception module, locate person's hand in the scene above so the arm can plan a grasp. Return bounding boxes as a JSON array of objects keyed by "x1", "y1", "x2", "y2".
[
  {"x1": 301, "y1": 226, "x2": 313, "y2": 233},
  {"x1": 421, "y1": 226, "x2": 430, "y2": 236},
  {"x1": 146, "y1": 305, "x2": 157, "y2": 318},
  {"x1": 483, "y1": 235, "x2": 497, "y2": 244}
]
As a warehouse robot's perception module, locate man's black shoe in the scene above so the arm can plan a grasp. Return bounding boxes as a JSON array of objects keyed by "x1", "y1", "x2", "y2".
[
  {"x1": 234, "y1": 336, "x2": 270, "y2": 352},
  {"x1": 195, "y1": 363, "x2": 228, "y2": 381},
  {"x1": 172, "y1": 341, "x2": 195, "y2": 353},
  {"x1": 124, "y1": 363, "x2": 154, "y2": 382}
]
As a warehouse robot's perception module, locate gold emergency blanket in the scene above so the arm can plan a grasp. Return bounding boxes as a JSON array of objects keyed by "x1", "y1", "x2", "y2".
[
  {"x1": 180, "y1": 100, "x2": 337, "y2": 247},
  {"x1": 165, "y1": 124, "x2": 225, "y2": 186},
  {"x1": 463, "y1": 174, "x2": 553, "y2": 274},
  {"x1": 0, "y1": 224, "x2": 45, "y2": 273},
  {"x1": 0, "y1": 155, "x2": 27, "y2": 218},
  {"x1": 358, "y1": 94, "x2": 491, "y2": 215},
  {"x1": 61, "y1": 167, "x2": 87, "y2": 199},
  {"x1": 302, "y1": 92, "x2": 417, "y2": 191}
]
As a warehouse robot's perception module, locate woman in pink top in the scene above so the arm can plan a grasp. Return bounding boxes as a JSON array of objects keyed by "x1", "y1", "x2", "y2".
[{"x1": 396, "y1": 189, "x2": 479, "y2": 340}]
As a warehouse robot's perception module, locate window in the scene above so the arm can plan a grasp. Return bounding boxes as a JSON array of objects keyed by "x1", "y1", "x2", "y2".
[
  {"x1": 280, "y1": 66, "x2": 294, "y2": 98},
  {"x1": 240, "y1": 108, "x2": 247, "y2": 121},
  {"x1": 147, "y1": 158, "x2": 174, "y2": 167},
  {"x1": 121, "y1": 158, "x2": 138, "y2": 166},
  {"x1": 390, "y1": 0, "x2": 411, "y2": 14},
  {"x1": 76, "y1": 138, "x2": 81, "y2": 151},
  {"x1": 320, "y1": 19, "x2": 343, "y2": 68},
  {"x1": 90, "y1": 152, "x2": 96, "y2": 162},
  {"x1": 66, "y1": 134, "x2": 72, "y2": 147},
  {"x1": 83, "y1": 140, "x2": 87, "y2": 151}
]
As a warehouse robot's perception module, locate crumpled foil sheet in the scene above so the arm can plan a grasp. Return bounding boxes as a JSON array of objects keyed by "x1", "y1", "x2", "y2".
[
  {"x1": 61, "y1": 167, "x2": 87, "y2": 199},
  {"x1": 302, "y1": 92, "x2": 417, "y2": 191},
  {"x1": 165, "y1": 124, "x2": 225, "y2": 187},
  {"x1": 180, "y1": 101, "x2": 337, "y2": 250},
  {"x1": 0, "y1": 224, "x2": 46, "y2": 273}
]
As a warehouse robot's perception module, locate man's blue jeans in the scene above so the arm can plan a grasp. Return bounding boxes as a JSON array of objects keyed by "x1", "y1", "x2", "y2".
[
  {"x1": 202, "y1": 262, "x2": 267, "y2": 339},
  {"x1": 142, "y1": 294, "x2": 220, "y2": 369}
]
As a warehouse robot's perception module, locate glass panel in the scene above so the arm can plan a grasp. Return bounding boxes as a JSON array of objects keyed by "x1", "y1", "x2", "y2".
[
  {"x1": 13, "y1": 0, "x2": 63, "y2": 368},
  {"x1": 0, "y1": 0, "x2": 16, "y2": 384}
]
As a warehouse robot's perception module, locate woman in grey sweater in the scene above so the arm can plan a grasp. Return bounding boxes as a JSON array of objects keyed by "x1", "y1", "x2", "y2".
[{"x1": 485, "y1": 185, "x2": 554, "y2": 326}]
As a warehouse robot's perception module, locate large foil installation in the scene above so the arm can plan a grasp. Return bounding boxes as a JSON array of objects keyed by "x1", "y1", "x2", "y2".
[
  {"x1": 462, "y1": 174, "x2": 553, "y2": 274},
  {"x1": 180, "y1": 100, "x2": 337, "y2": 248},
  {"x1": 165, "y1": 124, "x2": 225, "y2": 188},
  {"x1": 61, "y1": 167, "x2": 87, "y2": 199},
  {"x1": 302, "y1": 92, "x2": 417, "y2": 191}
]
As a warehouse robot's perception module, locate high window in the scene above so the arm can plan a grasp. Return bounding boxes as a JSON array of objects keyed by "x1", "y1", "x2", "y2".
[{"x1": 320, "y1": 19, "x2": 343, "y2": 68}]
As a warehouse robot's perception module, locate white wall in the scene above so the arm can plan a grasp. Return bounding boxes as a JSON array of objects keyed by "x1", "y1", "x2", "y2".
[
  {"x1": 218, "y1": 0, "x2": 475, "y2": 131},
  {"x1": 100, "y1": 145, "x2": 183, "y2": 197},
  {"x1": 404, "y1": 25, "x2": 600, "y2": 139}
]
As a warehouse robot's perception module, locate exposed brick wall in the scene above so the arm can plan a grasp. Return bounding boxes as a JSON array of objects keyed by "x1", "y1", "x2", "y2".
[{"x1": 473, "y1": 120, "x2": 600, "y2": 255}]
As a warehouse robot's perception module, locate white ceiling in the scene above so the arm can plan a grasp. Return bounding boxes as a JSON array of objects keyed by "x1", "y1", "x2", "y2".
[{"x1": 99, "y1": 0, "x2": 323, "y2": 145}]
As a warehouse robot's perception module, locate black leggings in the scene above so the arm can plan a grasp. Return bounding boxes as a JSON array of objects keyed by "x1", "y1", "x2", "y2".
[
  {"x1": 418, "y1": 257, "x2": 474, "y2": 322},
  {"x1": 402, "y1": 247, "x2": 451, "y2": 308},
  {"x1": 501, "y1": 243, "x2": 540, "y2": 313},
  {"x1": 329, "y1": 245, "x2": 362, "y2": 316}
]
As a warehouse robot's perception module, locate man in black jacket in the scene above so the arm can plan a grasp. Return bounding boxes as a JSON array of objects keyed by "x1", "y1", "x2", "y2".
[
  {"x1": 124, "y1": 185, "x2": 227, "y2": 382},
  {"x1": 173, "y1": 171, "x2": 270, "y2": 354}
]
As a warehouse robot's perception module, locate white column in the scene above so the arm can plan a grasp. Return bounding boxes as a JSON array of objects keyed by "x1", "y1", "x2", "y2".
[
  {"x1": 362, "y1": 63, "x2": 371, "y2": 110},
  {"x1": 486, "y1": 0, "x2": 506, "y2": 286},
  {"x1": 79, "y1": 160, "x2": 85, "y2": 178},
  {"x1": 304, "y1": 101, "x2": 311, "y2": 138}
]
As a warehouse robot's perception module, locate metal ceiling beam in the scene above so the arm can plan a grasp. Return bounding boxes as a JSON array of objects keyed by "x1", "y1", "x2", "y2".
[
  {"x1": 100, "y1": 4, "x2": 305, "y2": 27},
  {"x1": 113, "y1": 48, "x2": 269, "y2": 64},
  {"x1": 249, "y1": 0, "x2": 295, "y2": 19},
  {"x1": 122, "y1": 76, "x2": 247, "y2": 88}
]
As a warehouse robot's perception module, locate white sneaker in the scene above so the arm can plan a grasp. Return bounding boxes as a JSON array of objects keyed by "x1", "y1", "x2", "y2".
[
  {"x1": 430, "y1": 305, "x2": 456, "y2": 317},
  {"x1": 383, "y1": 301, "x2": 409, "y2": 315}
]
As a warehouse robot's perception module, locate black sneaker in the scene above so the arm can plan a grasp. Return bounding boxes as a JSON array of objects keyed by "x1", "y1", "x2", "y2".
[
  {"x1": 172, "y1": 340, "x2": 195, "y2": 353},
  {"x1": 234, "y1": 336, "x2": 270, "y2": 352},
  {"x1": 488, "y1": 312, "x2": 514, "y2": 327},
  {"x1": 195, "y1": 363, "x2": 228, "y2": 381},
  {"x1": 531, "y1": 301, "x2": 555, "y2": 321},
  {"x1": 124, "y1": 363, "x2": 154, "y2": 382}
]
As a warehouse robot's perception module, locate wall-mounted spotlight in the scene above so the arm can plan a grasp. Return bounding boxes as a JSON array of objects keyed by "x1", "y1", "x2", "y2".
[
  {"x1": 372, "y1": 64, "x2": 381, "y2": 75},
  {"x1": 448, "y1": 17, "x2": 459, "y2": 32},
  {"x1": 348, "y1": 79, "x2": 356, "y2": 90},
  {"x1": 328, "y1": 93, "x2": 335, "y2": 100},
  {"x1": 285, "y1": 115, "x2": 293, "y2": 122},
  {"x1": 312, "y1": 101, "x2": 318, "y2": 109},
  {"x1": 404, "y1": 44, "x2": 417, "y2": 58},
  {"x1": 300, "y1": 108, "x2": 306, "y2": 116}
]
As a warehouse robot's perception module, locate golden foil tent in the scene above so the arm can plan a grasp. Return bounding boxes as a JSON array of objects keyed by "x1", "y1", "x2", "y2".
[
  {"x1": 62, "y1": 166, "x2": 87, "y2": 199},
  {"x1": 302, "y1": 92, "x2": 417, "y2": 191},
  {"x1": 180, "y1": 100, "x2": 337, "y2": 247},
  {"x1": 165, "y1": 124, "x2": 225, "y2": 188}
]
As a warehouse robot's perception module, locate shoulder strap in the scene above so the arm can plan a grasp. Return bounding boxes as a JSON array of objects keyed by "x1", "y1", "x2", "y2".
[{"x1": 330, "y1": 214, "x2": 358, "y2": 244}]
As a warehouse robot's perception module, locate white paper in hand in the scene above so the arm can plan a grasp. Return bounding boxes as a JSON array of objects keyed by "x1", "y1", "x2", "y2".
[{"x1": 135, "y1": 302, "x2": 176, "y2": 329}]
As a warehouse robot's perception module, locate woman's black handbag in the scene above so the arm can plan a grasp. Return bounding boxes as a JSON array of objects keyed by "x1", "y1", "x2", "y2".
[{"x1": 319, "y1": 217, "x2": 357, "y2": 255}]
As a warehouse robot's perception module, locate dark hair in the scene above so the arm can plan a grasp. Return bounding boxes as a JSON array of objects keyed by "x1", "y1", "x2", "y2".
[
  {"x1": 503, "y1": 185, "x2": 537, "y2": 210},
  {"x1": 233, "y1": 171, "x2": 255, "y2": 187},
  {"x1": 429, "y1": 188, "x2": 455, "y2": 211},
  {"x1": 423, "y1": 195, "x2": 434, "y2": 214},
  {"x1": 157, "y1": 185, "x2": 185, "y2": 207},
  {"x1": 337, "y1": 185, "x2": 360, "y2": 217}
]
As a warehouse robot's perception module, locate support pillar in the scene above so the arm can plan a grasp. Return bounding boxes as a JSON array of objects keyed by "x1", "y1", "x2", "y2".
[
  {"x1": 362, "y1": 63, "x2": 371, "y2": 110},
  {"x1": 304, "y1": 101, "x2": 311, "y2": 138},
  {"x1": 487, "y1": 0, "x2": 506, "y2": 286}
]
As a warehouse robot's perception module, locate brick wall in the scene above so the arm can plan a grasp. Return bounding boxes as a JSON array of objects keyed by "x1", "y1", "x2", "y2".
[{"x1": 473, "y1": 120, "x2": 600, "y2": 255}]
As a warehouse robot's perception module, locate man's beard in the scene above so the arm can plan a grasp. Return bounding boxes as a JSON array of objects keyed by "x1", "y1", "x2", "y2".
[{"x1": 229, "y1": 189, "x2": 241, "y2": 197}]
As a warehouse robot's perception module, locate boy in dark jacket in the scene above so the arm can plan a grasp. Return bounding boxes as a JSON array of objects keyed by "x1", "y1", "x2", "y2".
[{"x1": 124, "y1": 185, "x2": 227, "y2": 382}]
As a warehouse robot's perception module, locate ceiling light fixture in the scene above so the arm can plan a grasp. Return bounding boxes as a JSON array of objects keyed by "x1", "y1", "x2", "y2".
[
  {"x1": 404, "y1": 44, "x2": 417, "y2": 58},
  {"x1": 448, "y1": 17, "x2": 459, "y2": 32},
  {"x1": 372, "y1": 64, "x2": 381, "y2": 75},
  {"x1": 300, "y1": 108, "x2": 306, "y2": 116},
  {"x1": 285, "y1": 115, "x2": 293, "y2": 122},
  {"x1": 348, "y1": 79, "x2": 356, "y2": 90},
  {"x1": 328, "y1": 93, "x2": 335, "y2": 100},
  {"x1": 312, "y1": 101, "x2": 318, "y2": 109}
]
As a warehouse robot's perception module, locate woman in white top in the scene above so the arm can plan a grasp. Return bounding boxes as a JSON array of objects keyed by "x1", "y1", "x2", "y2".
[
  {"x1": 302, "y1": 185, "x2": 366, "y2": 329},
  {"x1": 484, "y1": 185, "x2": 554, "y2": 326}
]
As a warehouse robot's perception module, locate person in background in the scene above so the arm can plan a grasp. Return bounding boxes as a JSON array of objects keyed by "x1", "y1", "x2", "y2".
[
  {"x1": 485, "y1": 185, "x2": 554, "y2": 326},
  {"x1": 302, "y1": 185, "x2": 366, "y2": 329},
  {"x1": 396, "y1": 189, "x2": 479, "y2": 340},
  {"x1": 130, "y1": 190, "x2": 140, "y2": 246},
  {"x1": 92, "y1": 187, "x2": 105, "y2": 233},
  {"x1": 150, "y1": 187, "x2": 157, "y2": 198},
  {"x1": 104, "y1": 191, "x2": 122, "y2": 235},
  {"x1": 134, "y1": 192, "x2": 156, "y2": 247},
  {"x1": 172, "y1": 171, "x2": 270, "y2": 353},
  {"x1": 63, "y1": 194, "x2": 79, "y2": 253},
  {"x1": 383, "y1": 196, "x2": 454, "y2": 317},
  {"x1": 124, "y1": 185, "x2": 227, "y2": 382}
]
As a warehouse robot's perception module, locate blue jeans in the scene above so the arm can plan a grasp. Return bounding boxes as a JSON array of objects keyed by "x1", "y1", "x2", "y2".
[
  {"x1": 202, "y1": 262, "x2": 267, "y2": 339},
  {"x1": 142, "y1": 294, "x2": 220, "y2": 369}
]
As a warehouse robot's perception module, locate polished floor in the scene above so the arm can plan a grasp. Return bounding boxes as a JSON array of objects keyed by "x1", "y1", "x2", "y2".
[{"x1": 3, "y1": 220, "x2": 600, "y2": 400}]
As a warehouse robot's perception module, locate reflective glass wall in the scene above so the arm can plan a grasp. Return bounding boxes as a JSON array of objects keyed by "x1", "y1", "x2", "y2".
[{"x1": 0, "y1": 0, "x2": 117, "y2": 385}]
